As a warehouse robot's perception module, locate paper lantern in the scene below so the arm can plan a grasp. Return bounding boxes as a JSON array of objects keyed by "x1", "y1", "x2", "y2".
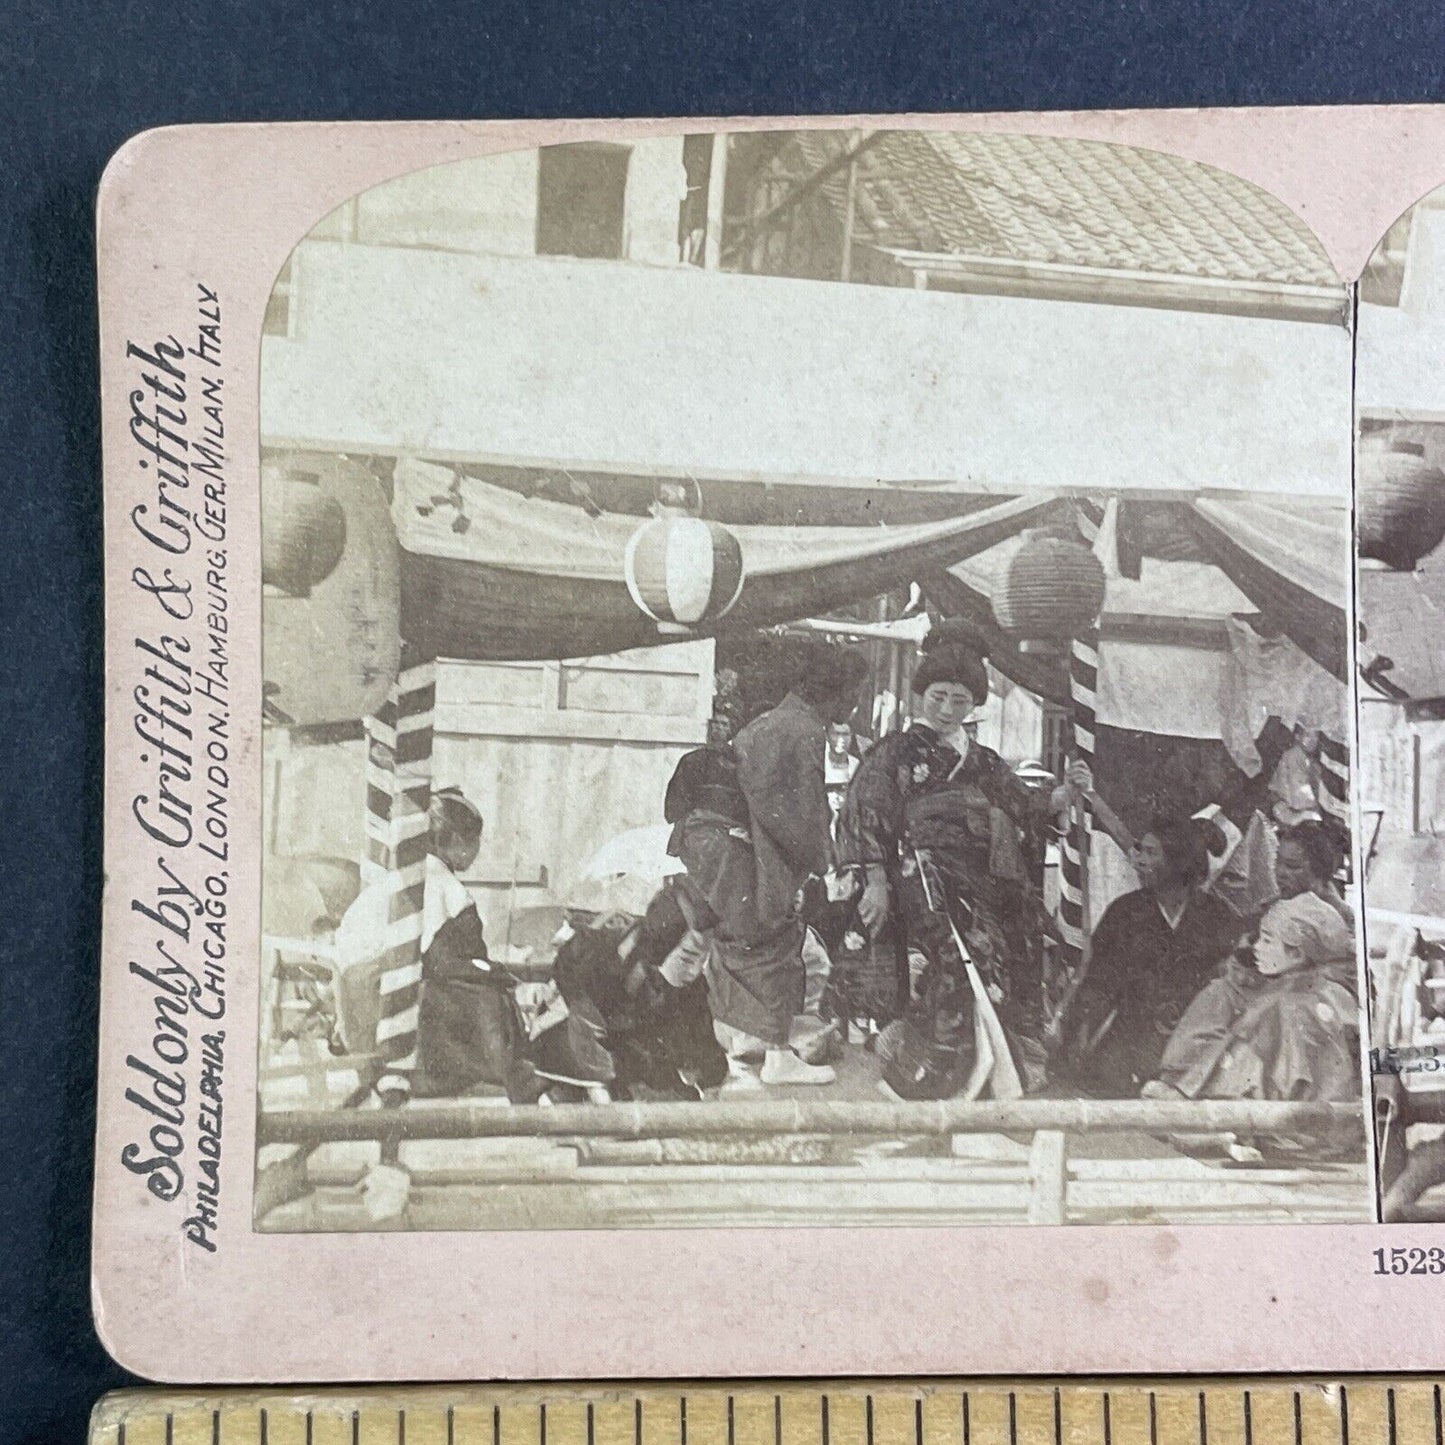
[
  {"x1": 262, "y1": 453, "x2": 401, "y2": 726},
  {"x1": 262, "y1": 463, "x2": 349, "y2": 597},
  {"x1": 624, "y1": 515, "x2": 745, "y2": 634},
  {"x1": 991, "y1": 529, "x2": 1106, "y2": 654},
  {"x1": 1358, "y1": 434, "x2": 1445, "y2": 572}
]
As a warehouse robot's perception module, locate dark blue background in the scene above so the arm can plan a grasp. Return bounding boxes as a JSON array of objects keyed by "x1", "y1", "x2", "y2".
[{"x1": 4, "y1": 1, "x2": 1444, "y2": 1440}]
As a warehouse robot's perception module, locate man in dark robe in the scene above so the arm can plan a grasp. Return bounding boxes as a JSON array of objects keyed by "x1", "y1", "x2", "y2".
[{"x1": 672, "y1": 643, "x2": 865, "y2": 1086}]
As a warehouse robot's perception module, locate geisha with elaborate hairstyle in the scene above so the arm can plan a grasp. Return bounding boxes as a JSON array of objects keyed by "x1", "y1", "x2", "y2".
[{"x1": 835, "y1": 622, "x2": 1062, "y2": 1093}]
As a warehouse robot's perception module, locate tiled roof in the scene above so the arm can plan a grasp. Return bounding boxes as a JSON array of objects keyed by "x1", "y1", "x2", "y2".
[{"x1": 784, "y1": 130, "x2": 1338, "y2": 288}]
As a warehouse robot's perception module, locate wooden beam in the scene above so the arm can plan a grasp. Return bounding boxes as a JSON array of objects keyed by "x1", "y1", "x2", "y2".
[{"x1": 257, "y1": 1096, "x2": 1360, "y2": 1147}]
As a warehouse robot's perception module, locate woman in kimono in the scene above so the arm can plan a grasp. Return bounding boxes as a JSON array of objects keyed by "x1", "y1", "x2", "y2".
[
  {"x1": 413, "y1": 788, "x2": 543, "y2": 1101},
  {"x1": 835, "y1": 623, "x2": 1060, "y2": 1091}
]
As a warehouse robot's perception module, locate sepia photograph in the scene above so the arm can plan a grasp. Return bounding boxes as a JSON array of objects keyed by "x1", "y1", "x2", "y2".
[
  {"x1": 1355, "y1": 184, "x2": 1445, "y2": 1221},
  {"x1": 251, "y1": 127, "x2": 1370, "y2": 1232}
]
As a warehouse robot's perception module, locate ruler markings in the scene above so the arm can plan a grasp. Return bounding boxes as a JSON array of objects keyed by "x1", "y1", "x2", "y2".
[
  {"x1": 919, "y1": 1388, "x2": 961, "y2": 1445},
  {"x1": 1012, "y1": 1387, "x2": 1052, "y2": 1445},
  {"x1": 971, "y1": 1385, "x2": 1011, "y2": 1445},
  {"x1": 1344, "y1": 1387, "x2": 1391, "y2": 1445},
  {"x1": 869, "y1": 1386, "x2": 913, "y2": 1445},
  {"x1": 1109, "y1": 1388, "x2": 1151, "y2": 1445},
  {"x1": 1297, "y1": 1386, "x2": 1346, "y2": 1445},
  {"x1": 828, "y1": 1395, "x2": 867, "y2": 1445},
  {"x1": 782, "y1": 1393, "x2": 822, "y2": 1445},
  {"x1": 591, "y1": 1397, "x2": 637, "y2": 1445},
  {"x1": 96, "y1": 1386, "x2": 1445, "y2": 1445},
  {"x1": 680, "y1": 1393, "x2": 726, "y2": 1445},
  {"x1": 169, "y1": 1413, "x2": 208, "y2": 1445}
]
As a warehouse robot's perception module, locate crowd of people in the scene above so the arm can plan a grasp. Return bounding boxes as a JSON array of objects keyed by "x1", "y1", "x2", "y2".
[{"x1": 371, "y1": 625, "x2": 1361, "y2": 1122}]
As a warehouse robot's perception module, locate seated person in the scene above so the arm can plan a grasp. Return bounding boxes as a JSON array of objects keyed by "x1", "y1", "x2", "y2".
[
  {"x1": 1146, "y1": 890, "x2": 1358, "y2": 1104},
  {"x1": 1060, "y1": 814, "x2": 1241, "y2": 1097},
  {"x1": 530, "y1": 881, "x2": 729, "y2": 1100},
  {"x1": 1274, "y1": 819, "x2": 1352, "y2": 926},
  {"x1": 412, "y1": 788, "x2": 544, "y2": 1102}
]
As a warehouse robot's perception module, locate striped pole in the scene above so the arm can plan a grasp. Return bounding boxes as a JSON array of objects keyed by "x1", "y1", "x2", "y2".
[
  {"x1": 1057, "y1": 628, "x2": 1100, "y2": 976},
  {"x1": 363, "y1": 649, "x2": 437, "y2": 1102},
  {"x1": 1318, "y1": 730, "x2": 1351, "y2": 830}
]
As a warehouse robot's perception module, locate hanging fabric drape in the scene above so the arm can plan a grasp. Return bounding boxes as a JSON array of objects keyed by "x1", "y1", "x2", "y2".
[
  {"x1": 393, "y1": 459, "x2": 1061, "y2": 662},
  {"x1": 1182, "y1": 496, "x2": 1349, "y2": 681}
]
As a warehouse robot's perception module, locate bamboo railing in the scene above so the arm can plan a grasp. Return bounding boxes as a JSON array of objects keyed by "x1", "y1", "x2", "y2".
[{"x1": 256, "y1": 1096, "x2": 1361, "y2": 1147}]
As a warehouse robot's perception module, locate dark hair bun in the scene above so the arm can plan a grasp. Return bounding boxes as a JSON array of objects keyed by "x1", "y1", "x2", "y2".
[{"x1": 922, "y1": 617, "x2": 991, "y2": 660}]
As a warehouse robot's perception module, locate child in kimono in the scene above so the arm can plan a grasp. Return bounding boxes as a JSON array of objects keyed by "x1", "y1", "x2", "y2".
[{"x1": 414, "y1": 788, "x2": 542, "y2": 1101}]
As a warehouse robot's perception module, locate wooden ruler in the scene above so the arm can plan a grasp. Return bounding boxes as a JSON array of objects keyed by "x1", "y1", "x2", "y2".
[{"x1": 88, "y1": 1381, "x2": 1444, "y2": 1445}]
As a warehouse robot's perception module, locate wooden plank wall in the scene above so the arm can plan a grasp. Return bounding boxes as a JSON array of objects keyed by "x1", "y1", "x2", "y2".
[{"x1": 265, "y1": 640, "x2": 714, "y2": 943}]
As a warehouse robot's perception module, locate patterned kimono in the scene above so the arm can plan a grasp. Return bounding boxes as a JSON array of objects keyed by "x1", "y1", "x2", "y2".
[{"x1": 835, "y1": 724, "x2": 1053, "y2": 1042}]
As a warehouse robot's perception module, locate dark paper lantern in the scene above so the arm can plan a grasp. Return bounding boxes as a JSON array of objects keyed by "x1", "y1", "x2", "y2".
[
  {"x1": 991, "y1": 529, "x2": 1107, "y2": 654},
  {"x1": 262, "y1": 463, "x2": 349, "y2": 597},
  {"x1": 1358, "y1": 434, "x2": 1445, "y2": 572},
  {"x1": 624, "y1": 515, "x2": 745, "y2": 634}
]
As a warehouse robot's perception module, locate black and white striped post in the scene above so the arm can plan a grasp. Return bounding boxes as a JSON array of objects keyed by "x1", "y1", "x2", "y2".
[
  {"x1": 1057, "y1": 628, "x2": 1100, "y2": 979},
  {"x1": 363, "y1": 648, "x2": 438, "y2": 1102}
]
